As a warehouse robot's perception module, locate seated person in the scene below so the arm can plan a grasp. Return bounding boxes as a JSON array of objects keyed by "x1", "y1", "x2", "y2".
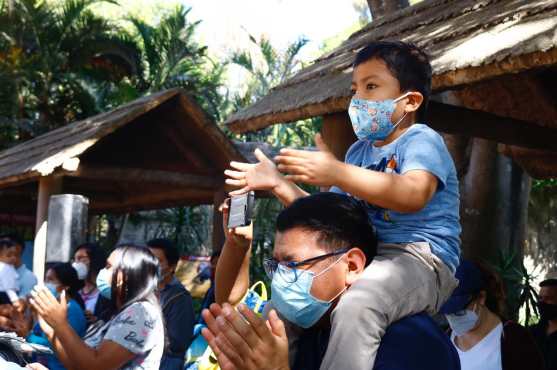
[
  {"x1": 202, "y1": 193, "x2": 460, "y2": 370},
  {"x1": 73, "y1": 243, "x2": 113, "y2": 324},
  {"x1": 0, "y1": 239, "x2": 20, "y2": 304},
  {"x1": 441, "y1": 260, "x2": 543, "y2": 370},
  {"x1": 147, "y1": 238, "x2": 195, "y2": 370},
  {"x1": 27, "y1": 263, "x2": 87, "y2": 370},
  {"x1": 530, "y1": 270, "x2": 557, "y2": 370},
  {"x1": 29, "y1": 245, "x2": 164, "y2": 370},
  {"x1": 0, "y1": 234, "x2": 37, "y2": 299}
]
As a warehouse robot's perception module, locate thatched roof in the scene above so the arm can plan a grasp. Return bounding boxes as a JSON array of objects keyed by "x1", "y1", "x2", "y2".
[
  {"x1": 226, "y1": 0, "x2": 557, "y2": 133},
  {"x1": 0, "y1": 89, "x2": 246, "y2": 214}
]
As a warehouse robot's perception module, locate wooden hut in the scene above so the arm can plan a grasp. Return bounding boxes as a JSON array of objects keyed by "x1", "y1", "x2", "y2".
[
  {"x1": 0, "y1": 88, "x2": 246, "y2": 276},
  {"x1": 225, "y1": 0, "x2": 557, "y2": 260}
]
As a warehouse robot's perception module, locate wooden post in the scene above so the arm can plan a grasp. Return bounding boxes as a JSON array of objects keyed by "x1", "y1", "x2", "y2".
[
  {"x1": 320, "y1": 112, "x2": 357, "y2": 161},
  {"x1": 212, "y1": 187, "x2": 226, "y2": 253},
  {"x1": 33, "y1": 176, "x2": 62, "y2": 282}
]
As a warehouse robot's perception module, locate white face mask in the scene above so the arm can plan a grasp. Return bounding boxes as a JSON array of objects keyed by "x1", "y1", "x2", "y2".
[
  {"x1": 72, "y1": 262, "x2": 89, "y2": 280},
  {"x1": 445, "y1": 304, "x2": 480, "y2": 336}
]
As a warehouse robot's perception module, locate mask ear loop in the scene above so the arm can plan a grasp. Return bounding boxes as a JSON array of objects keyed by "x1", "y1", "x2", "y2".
[
  {"x1": 390, "y1": 92, "x2": 413, "y2": 131},
  {"x1": 312, "y1": 253, "x2": 350, "y2": 303}
]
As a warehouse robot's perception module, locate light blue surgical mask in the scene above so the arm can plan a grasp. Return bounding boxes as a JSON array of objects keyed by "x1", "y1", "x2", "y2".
[
  {"x1": 45, "y1": 282, "x2": 59, "y2": 298},
  {"x1": 96, "y1": 268, "x2": 112, "y2": 299},
  {"x1": 445, "y1": 305, "x2": 480, "y2": 336},
  {"x1": 348, "y1": 92, "x2": 410, "y2": 142},
  {"x1": 271, "y1": 256, "x2": 346, "y2": 329}
]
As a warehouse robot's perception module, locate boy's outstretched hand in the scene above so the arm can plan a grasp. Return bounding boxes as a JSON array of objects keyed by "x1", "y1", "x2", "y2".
[
  {"x1": 201, "y1": 303, "x2": 290, "y2": 370},
  {"x1": 275, "y1": 133, "x2": 342, "y2": 187},
  {"x1": 225, "y1": 149, "x2": 282, "y2": 196}
]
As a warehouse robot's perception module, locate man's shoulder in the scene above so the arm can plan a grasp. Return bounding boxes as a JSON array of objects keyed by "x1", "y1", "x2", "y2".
[
  {"x1": 376, "y1": 314, "x2": 460, "y2": 370},
  {"x1": 161, "y1": 278, "x2": 192, "y2": 306}
]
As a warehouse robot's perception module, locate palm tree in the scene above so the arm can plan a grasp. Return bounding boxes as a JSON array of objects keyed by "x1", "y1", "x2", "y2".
[
  {"x1": 229, "y1": 34, "x2": 318, "y2": 146},
  {"x1": 128, "y1": 5, "x2": 228, "y2": 121},
  {"x1": 0, "y1": 0, "x2": 142, "y2": 148}
]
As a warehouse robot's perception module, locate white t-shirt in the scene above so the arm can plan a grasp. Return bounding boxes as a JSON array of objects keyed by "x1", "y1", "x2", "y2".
[
  {"x1": 84, "y1": 301, "x2": 164, "y2": 370},
  {"x1": 451, "y1": 322, "x2": 503, "y2": 370}
]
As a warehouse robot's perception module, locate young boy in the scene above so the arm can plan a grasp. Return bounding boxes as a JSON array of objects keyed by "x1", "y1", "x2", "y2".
[
  {"x1": 225, "y1": 41, "x2": 460, "y2": 370},
  {"x1": 0, "y1": 239, "x2": 20, "y2": 304}
]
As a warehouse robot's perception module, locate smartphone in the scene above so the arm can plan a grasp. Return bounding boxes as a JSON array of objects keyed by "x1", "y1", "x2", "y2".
[{"x1": 227, "y1": 192, "x2": 255, "y2": 228}]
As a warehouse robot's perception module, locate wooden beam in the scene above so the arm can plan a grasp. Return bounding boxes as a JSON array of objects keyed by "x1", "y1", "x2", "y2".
[
  {"x1": 212, "y1": 187, "x2": 226, "y2": 253},
  {"x1": 60, "y1": 165, "x2": 220, "y2": 189},
  {"x1": 428, "y1": 101, "x2": 557, "y2": 152},
  {"x1": 34, "y1": 176, "x2": 62, "y2": 282},
  {"x1": 321, "y1": 112, "x2": 357, "y2": 161}
]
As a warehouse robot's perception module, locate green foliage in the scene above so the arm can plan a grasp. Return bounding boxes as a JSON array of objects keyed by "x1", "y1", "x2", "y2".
[
  {"x1": 490, "y1": 249, "x2": 540, "y2": 325},
  {"x1": 0, "y1": 0, "x2": 143, "y2": 148}
]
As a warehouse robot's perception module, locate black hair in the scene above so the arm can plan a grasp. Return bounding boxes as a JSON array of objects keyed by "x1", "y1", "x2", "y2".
[
  {"x1": 146, "y1": 238, "x2": 180, "y2": 267},
  {"x1": 50, "y1": 263, "x2": 86, "y2": 310},
  {"x1": 74, "y1": 243, "x2": 107, "y2": 279},
  {"x1": 276, "y1": 192, "x2": 377, "y2": 266},
  {"x1": 472, "y1": 261, "x2": 507, "y2": 320},
  {"x1": 210, "y1": 251, "x2": 221, "y2": 260},
  {"x1": 0, "y1": 239, "x2": 15, "y2": 252},
  {"x1": 0, "y1": 234, "x2": 23, "y2": 249},
  {"x1": 111, "y1": 244, "x2": 160, "y2": 310},
  {"x1": 353, "y1": 41, "x2": 432, "y2": 122}
]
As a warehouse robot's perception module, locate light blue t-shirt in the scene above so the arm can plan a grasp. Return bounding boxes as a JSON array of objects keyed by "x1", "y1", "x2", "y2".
[{"x1": 331, "y1": 124, "x2": 461, "y2": 272}]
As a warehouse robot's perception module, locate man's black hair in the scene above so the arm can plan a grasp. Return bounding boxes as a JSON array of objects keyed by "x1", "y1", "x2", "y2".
[
  {"x1": 354, "y1": 41, "x2": 432, "y2": 122},
  {"x1": 276, "y1": 192, "x2": 377, "y2": 266},
  {"x1": 0, "y1": 233, "x2": 24, "y2": 250},
  {"x1": 146, "y1": 238, "x2": 180, "y2": 267}
]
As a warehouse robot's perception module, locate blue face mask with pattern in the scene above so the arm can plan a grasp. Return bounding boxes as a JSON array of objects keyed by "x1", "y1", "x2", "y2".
[
  {"x1": 270, "y1": 256, "x2": 346, "y2": 329},
  {"x1": 348, "y1": 92, "x2": 410, "y2": 142},
  {"x1": 96, "y1": 268, "x2": 112, "y2": 299}
]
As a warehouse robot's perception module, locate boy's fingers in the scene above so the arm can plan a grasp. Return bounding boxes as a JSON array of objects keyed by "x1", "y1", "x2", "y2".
[
  {"x1": 224, "y1": 170, "x2": 246, "y2": 180},
  {"x1": 229, "y1": 161, "x2": 253, "y2": 171},
  {"x1": 254, "y1": 148, "x2": 271, "y2": 163},
  {"x1": 274, "y1": 155, "x2": 306, "y2": 166},
  {"x1": 284, "y1": 174, "x2": 311, "y2": 184},
  {"x1": 314, "y1": 133, "x2": 331, "y2": 153},
  {"x1": 277, "y1": 164, "x2": 307, "y2": 175},
  {"x1": 229, "y1": 187, "x2": 250, "y2": 196},
  {"x1": 279, "y1": 148, "x2": 313, "y2": 158},
  {"x1": 225, "y1": 179, "x2": 246, "y2": 187}
]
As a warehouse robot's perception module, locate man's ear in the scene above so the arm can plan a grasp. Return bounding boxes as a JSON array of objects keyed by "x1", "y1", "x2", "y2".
[
  {"x1": 403, "y1": 91, "x2": 424, "y2": 113},
  {"x1": 345, "y1": 248, "x2": 366, "y2": 286}
]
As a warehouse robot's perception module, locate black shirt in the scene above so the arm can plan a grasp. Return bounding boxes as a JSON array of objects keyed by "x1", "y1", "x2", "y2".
[{"x1": 530, "y1": 321, "x2": 557, "y2": 370}]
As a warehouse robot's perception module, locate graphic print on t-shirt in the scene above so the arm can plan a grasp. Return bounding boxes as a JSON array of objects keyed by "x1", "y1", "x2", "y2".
[{"x1": 361, "y1": 153, "x2": 399, "y2": 223}]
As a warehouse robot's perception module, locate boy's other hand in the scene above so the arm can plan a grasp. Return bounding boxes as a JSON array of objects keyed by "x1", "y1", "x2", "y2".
[
  {"x1": 276, "y1": 133, "x2": 341, "y2": 187},
  {"x1": 225, "y1": 149, "x2": 282, "y2": 196}
]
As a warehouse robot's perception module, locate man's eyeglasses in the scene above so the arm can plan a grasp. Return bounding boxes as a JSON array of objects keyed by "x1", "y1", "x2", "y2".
[{"x1": 263, "y1": 248, "x2": 349, "y2": 283}]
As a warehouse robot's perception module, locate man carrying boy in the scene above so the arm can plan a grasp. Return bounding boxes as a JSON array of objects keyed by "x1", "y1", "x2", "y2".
[{"x1": 225, "y1": 41, "x2": 461, "y2": 369}]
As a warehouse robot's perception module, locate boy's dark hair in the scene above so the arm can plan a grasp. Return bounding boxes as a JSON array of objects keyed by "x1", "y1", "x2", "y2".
[
  {"x1": 0, "y1": 233, "x2": 24, "y2": 249},
  {"x1": 146, "y1": 238, "x2": 180, "y2": 267},
  {"x1": 276, "y1": 192, "x2": 377, "y2": 266},
  {"x1": 354, "y1": 41, "x2": 432, "y2": 122}
]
